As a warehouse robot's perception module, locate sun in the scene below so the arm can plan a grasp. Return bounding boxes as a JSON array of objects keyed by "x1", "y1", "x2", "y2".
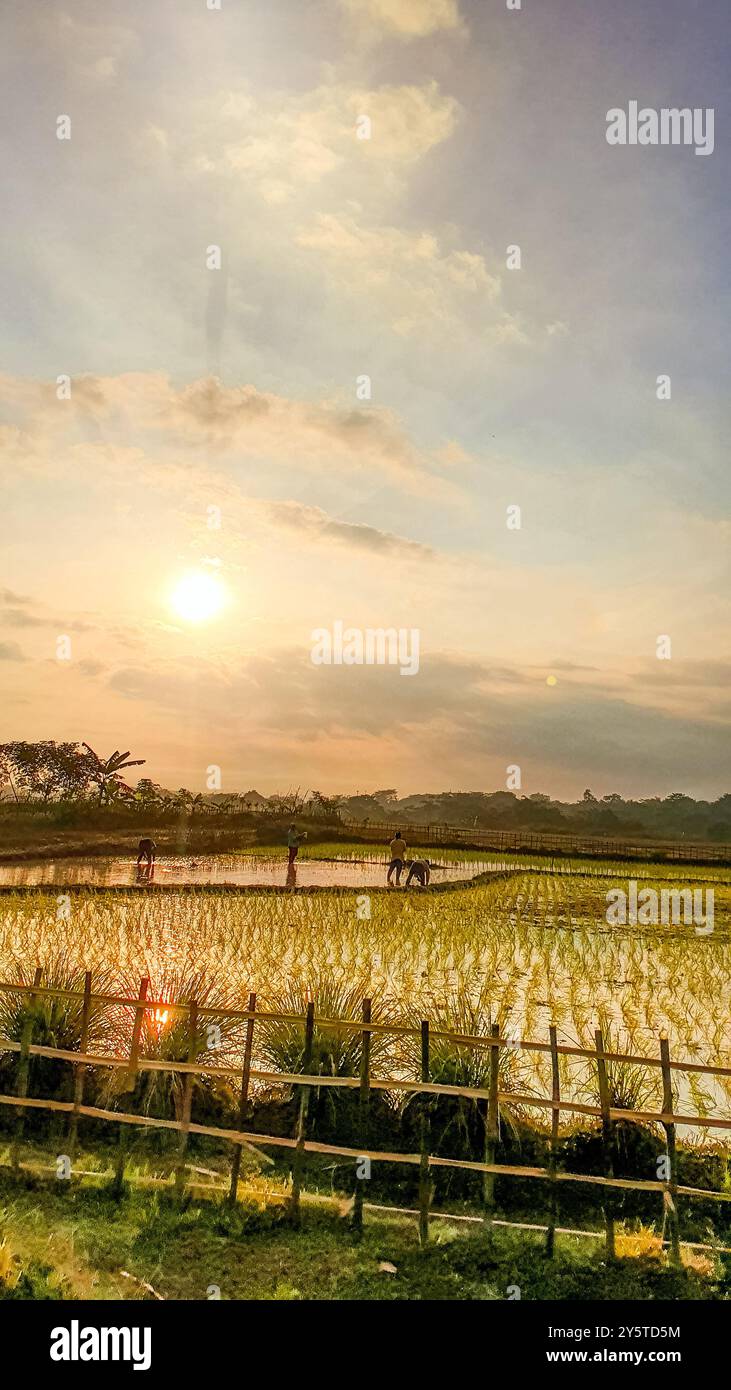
[{"x1": 170, "y1": 570, "x2": 226, "y2": 623}]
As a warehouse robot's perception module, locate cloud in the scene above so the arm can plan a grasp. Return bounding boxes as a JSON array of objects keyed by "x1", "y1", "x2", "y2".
[
  {"x1": 0, "y1": 589, "x2": 32, "y2": 606},
  {"x1": 338, "y1": 0, "x2": 464, "y2": 39},
  {"x1": 0, "y1": 608, "x2": 47, "y2": 629},
  {"x1": 639, "y1": 659, "x2": 731, "y2": 690},
  {"x1": 167, "y1": 378, "x2": 426, "y2": 481},
  {"x1": 179, "y1": 81, "x2": 459, "y2": 204},
  {"x1": 0, "y1": 589, "x2": 96, "y2": 635},
  {"x1": 261, "y1": 500, "x2": 435, "y2": 559},
  {"x1": 0, "y1": 641, "x2": 26, "y2": 662},
  {"x1": 15, "y1": 7, "x2": 136, "y2": 85},
  {"x1": 0, "y1": 373, "x2": 445, "y2": 597},
  {"x1": 0, "y1": 372, "x2": 453, "y2": 496},
  {"x1": 295, "y1": 215, "x2": 512, "y2": 339},
  {"x1": 103, "y1": 646, "x2": 731, "y2": 797}
]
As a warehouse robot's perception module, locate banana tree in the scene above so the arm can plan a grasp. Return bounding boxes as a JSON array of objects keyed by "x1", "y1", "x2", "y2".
[{"x1": 82, "y1": 744, "x2": 146, "y2": 804}]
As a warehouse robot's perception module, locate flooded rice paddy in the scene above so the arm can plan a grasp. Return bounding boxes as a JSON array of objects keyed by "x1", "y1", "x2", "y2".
[
  {"x1": 1, "y1": 851, "x2": 730, "y2": 1141},
  {"x1": 0, "y1": 853, "x2": 491, "y2": 890}
]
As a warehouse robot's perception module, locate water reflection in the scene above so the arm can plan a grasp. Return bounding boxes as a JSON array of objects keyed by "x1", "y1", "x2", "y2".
[{"x1": 0, "y1": 853, "x2": 488, "y2": 890}]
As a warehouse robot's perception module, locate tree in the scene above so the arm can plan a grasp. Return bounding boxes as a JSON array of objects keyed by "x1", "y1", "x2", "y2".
[
  {"x1": 103, "y1": 776, "x2": 136, "y2": 805},
  {"x1": 82, "y1": 745, "x2": 146, "y2": 804},
  {"x1": 0, "y1": 741, "x2": 91, "y2": 802},
  {"x1": 134, "y1": 779, "x2": 170, "y2": 807},
  {"x1": 310, "y1": 791, "x2": 344, "y2": 819},
  {"x1": 269, "y1": 787, "x2": 307, "y2": 816},
  {"x1": 373, "y1": 789, "x2": 398, "y2": 806}
]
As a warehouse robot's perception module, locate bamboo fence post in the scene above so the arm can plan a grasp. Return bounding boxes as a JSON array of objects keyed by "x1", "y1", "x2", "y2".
[
  {"x1": 12, "y1": 967, "x2": 43, "y2": 1170},
  {"x1": 594, "y1": 1027, "x2": 616, "y2": 1260},
  {"x1": 68, "y1": 969, "x2": 92, "y2": 1161},
  {"x1": 175, "y1": 1000, "x2": 198, "y2": 1199},
  {"x1": 228, "y1": 991, "x2": 257, "y2": 1204},
  {"x1": 660, "y1": 1034, "x2": 681, "y2": 1266},
  {"x1": 113, "y1": 976, "x2": 149, "y2": 1198},
  {"x1": 483, "y1": 1022, "x2": 500, "y2": 1234},
  {"x1": 418, "y1": 1019, "x2": 431, "y2": 1247},
  {"x1": 289, "y1": 1001, "x2": 315, "y2": 1226},
  {"x1": 546, "y1": 1023, "x2": 561, "y2": 1257},
  {"x1": 352, "y1": 997, "x2": 372, "y2": 1237}
]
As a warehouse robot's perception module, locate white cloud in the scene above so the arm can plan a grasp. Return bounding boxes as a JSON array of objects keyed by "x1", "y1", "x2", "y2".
[
  {"x1": 296, "y1": 214, "x2": 509, "y2": 339},
  {"x1": 338, "y1": 0, "x2": 464, "y2": 39},
  {"x1": 161, "y1": 80, "x2": 459, "y2": 205}
]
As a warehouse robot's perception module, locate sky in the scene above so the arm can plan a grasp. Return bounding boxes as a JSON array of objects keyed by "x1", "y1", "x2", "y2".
[{"x1": 1, "y1": 0, "x2": 729, "y2": 799}]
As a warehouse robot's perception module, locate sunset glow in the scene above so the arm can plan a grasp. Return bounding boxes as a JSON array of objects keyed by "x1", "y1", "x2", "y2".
[{"x1": 170, "y1": 572, "x2": 226, "y2": 625}]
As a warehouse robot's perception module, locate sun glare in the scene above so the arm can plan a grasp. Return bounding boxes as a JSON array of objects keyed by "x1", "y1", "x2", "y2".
[{"x1": 170, "y1": 570, "x2": 226, "y2": 623}]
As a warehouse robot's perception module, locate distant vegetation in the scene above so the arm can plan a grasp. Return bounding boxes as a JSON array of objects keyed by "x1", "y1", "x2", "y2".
[
  {"x1": 341, "y1": 788, "x2": 731, "y2": 844},
  {"x1": 0, "y1": 741, "x2": 729, "y2": 842}
]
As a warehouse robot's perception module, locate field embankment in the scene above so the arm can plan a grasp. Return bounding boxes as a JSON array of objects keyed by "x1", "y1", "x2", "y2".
[{"x1": 0, "y1": 1149, "x2": 726, "y2": 1302}]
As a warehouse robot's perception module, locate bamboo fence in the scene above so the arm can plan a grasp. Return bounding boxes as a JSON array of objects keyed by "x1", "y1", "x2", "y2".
[
  {"x1": 1, "y1": 975, "x2": 730, "y2": 1259},
  {"x1": 342, "y1": 817, "x2": 731, "y2": 865}
]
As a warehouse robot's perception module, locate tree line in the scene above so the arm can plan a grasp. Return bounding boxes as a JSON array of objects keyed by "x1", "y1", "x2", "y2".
[
  {"x1": 1, "y1": 742, "x2": 728, "y2": 841},
  {"x1": 0, "y1": 742, "x2": 339, "y2": 819}
]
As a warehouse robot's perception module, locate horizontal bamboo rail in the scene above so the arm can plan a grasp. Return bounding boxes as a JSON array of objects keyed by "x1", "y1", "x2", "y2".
[
  {"x1": 1, "y1": 1035, "x2": 730, "y2": 1132},
  {"x1": 342, "y1": 817, "x2": 731, "y2": 865},
  {"x1": 1, "y1": 978, "x2": 730, "y2": 1078},
  {"x1": 0, "y1": 1092, "x2": 729, "y2": 1205},
  {"x1": 1, "y1": 1039, "x2": 731, "y2": 1134}
]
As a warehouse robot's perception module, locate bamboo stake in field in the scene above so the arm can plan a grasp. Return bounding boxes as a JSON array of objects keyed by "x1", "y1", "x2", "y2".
[
  {"x1": 68, "y1": 969, "x2": 92, "y2": 1162},
  {"x1": 228, "y1": 992, "x2": 257, "y2": 1204},
  {"x1": 546, "y1": 1023, "x2": 561, "y2": 1257},
  {"x1": 12, "y1": 966, "x2": 43, "y2": 1171},
  {"x1": 290, "y1": 1000, "x2": 315, "y2": 1226},
  {"x1": 483, "y1": 1022, "x2": 500, "y2": 1235},
  {"x1": 660, "y1": 1034, "x2": 681, "y2": 1266},
  {"x1": 352, "y1": 997, "x2": 372, "y2": 1238},
  {"x1": 175, "y1": 1000, "x2": 199, "y2": 1199},
  {"x1": 594, "y1": 1027, "x2": 616, "y2": 1260},
  {"x1": 418, "y1": 1019, "x2": 431, "y2": 1247},
  {"x1": 113, "y1": 976, "x2": 149, "y2": 1199}
]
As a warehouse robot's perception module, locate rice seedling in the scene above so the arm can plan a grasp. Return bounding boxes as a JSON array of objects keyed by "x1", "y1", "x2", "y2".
[
  {"x1": 0, "y1": 950, "x2": 115, "y2": 1107},
  {"x1": 256, "y1": 976, "x2": 397, "y2": 1146},
  {"x1": 102, "y1": 965, "x2": 243, "y2": 1124}
]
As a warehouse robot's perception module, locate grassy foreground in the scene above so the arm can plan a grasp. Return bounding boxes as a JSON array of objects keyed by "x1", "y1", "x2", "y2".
[{"x1": 0, "y1": 1161, "x2": 726, "y2": 1303}]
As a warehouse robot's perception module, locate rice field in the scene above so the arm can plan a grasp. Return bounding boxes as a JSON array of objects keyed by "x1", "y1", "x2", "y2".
[
  {"x1": 1, "y1": 849, "x2": 730, "y2": 1137},
  {"x1": 0, "y1": 851, "x2": 487, "y2": 889}
]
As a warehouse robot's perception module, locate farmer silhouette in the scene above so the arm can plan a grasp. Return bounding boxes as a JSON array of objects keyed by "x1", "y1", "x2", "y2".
[
  {"x1": 387, "y1": 831, "x2": 407, "y2": 885},
  {"x1": 287, "y1": 824, "x2": 306, "y2": 864},
  {"x1": 405, "y1": 858, "x2": 430, "y2": 887}
]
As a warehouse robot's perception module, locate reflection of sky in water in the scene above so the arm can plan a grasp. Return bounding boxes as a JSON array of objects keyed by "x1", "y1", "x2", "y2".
[{"x1": 0, "y1": 855, "x2": 492, "y2": 889}]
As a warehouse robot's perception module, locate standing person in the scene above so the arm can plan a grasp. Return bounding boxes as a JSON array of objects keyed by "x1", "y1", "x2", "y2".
[
  {"x1": 287, "y1": 824, "x2": 307, "y2": 864},
  {"x1": 387, "y1": 831, "x2": 407, "y2": 885},
  {"x1": 404, "y1": 858, "x2": 430, "y2": 887},
  {"x1": 137, "y1": 837, "x2": 156, "y2": 866}
]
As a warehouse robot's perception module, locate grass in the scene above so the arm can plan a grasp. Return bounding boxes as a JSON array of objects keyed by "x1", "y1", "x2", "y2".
[{"x1": 0, "y1": 1156, "x2": 726, "y2": 1302}]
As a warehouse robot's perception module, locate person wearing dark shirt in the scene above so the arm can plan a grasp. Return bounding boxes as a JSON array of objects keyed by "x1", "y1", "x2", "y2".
[{"x1": 405, "y1": 858, "x2": 430, "y2": 887}]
